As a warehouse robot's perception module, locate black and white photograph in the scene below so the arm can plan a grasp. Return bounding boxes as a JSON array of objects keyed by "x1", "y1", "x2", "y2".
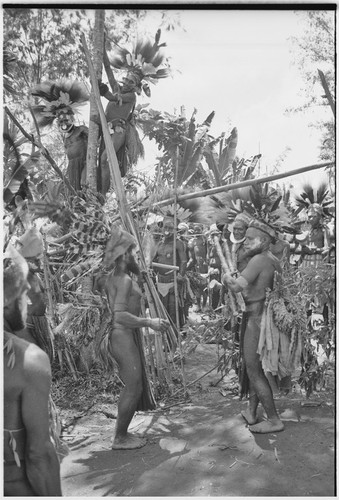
[{"x1": 3, "y1": 4, "x2": 335, "y2": 497}]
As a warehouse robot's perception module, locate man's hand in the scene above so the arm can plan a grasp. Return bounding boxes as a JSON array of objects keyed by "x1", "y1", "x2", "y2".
[
  {"x1": 148, "y1": 318, "x2": 170, "y2": 332},
  {"x1": 99, "y1": 81, "x2": 109, "y2": 96},
  {"x1": 222, "y1": 272, "x2": 233, "y2": 286}
]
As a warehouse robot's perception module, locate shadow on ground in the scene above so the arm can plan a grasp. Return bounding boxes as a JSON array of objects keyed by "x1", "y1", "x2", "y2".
[{"x1": 60, "y1": 345, "x2": 335, "y2": 497}]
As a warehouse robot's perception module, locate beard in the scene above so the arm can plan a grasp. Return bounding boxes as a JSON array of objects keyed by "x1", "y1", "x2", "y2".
[
  {"x1": 5, "y1": 299, "x2": 26, "y2": 331},
  {"x1": 126, "y1": 256, "x2": 140, "y2": 276},
  {"x1": 243, "y1": 242, "x2": 264, "y2": 259}
]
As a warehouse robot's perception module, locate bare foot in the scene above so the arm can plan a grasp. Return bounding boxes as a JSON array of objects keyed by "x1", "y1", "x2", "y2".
[
  {"x1": 111, "y1": 433, "x2": 147, "y2": 450},
  {"x1": 249, "y1": 419, "x2": 284, "y2": 434},
  {"x1": 241, "y1": 409, "x2": 258, "y2": 426}
]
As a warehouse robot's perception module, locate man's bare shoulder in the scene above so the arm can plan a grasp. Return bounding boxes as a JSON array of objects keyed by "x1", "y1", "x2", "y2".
[
  {"x1": 106, "y1": 271, "x2": 133, "y2": 293},
  {"x1": 4, "y1": 334, "x2": 50, "y2": 384},
  {"x1": 246, "y1": 253, "x2": 271, "y2": 269},
  {"x1": 24, "y1": 343, "x2": 51, "y2": 377}
]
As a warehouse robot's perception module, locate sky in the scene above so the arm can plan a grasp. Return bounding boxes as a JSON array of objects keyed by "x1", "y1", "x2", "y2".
[{"x1": 123, "y1": 8, "x2": 334, "y2": 192}]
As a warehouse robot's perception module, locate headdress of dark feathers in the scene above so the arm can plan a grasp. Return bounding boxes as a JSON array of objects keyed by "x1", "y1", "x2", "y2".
[
  {"x1": 108, "y1": 29, "x2": 171, "y2": 96},
  {"x1": 210, "y1": 183, "x2": 296, "y2": 239},
  {"x1": 30, "y1": 79, "x2": 89, "y2": 128},
  {"x1": 294, "y1": 182, "x2": 333, "y2": 218}
]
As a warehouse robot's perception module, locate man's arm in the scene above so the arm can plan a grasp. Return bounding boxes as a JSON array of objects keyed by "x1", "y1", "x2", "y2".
[
  {"x1": 107, "y1": 274, "x2": 169, "y2": 332},
  {"x1": 22, "y1": 345, "x2": 62, "y2": 496},
  {"x1": 176, "y1": 239, "x2": 187, "y2": 276},
  {"x1": 222, "y1": 255, "x2": 261, "y2": 292}
]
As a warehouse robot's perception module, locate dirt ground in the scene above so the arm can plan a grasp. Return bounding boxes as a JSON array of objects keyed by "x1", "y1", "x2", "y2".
[{"x1": 58, "y1": 344, "x2": 335, "y2": 497}]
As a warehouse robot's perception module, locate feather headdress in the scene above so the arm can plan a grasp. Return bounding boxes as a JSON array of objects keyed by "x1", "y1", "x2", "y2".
[
  {"x1": 294, "y1": 182, "x2": 333, "y2": 218},
  {"x1": 211, "y1": 183, "x2": 296, "y2": 239},
  {"x1": 108, "y1": 29, "x2": 170, "y2": 96},
  {"x1": 30, "y1": 79, "x2": 89, "y2": 128}
]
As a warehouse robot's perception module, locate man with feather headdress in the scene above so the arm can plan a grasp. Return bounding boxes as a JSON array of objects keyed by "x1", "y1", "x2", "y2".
[
  {"x1": 293, "y1": 182, "x2": 334, "y2": 329},
  {"x1": 220, "y1": 184, "x2": 302, "y2": 433},
  {"x1": 294, "y1": 183, "x2": 333, "y2": 268},
  {"x1": 98, "y1": 29, "x2": 170, "y2": 194},
  {"x1": 31, "y1": 79, "x2": 89, "y2": 191}
]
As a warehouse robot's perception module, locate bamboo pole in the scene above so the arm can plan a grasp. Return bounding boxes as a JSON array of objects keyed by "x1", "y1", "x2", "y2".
[
  {"x1": 173, "y1": 147, "x2": 180, "y2": 331},
  {"x1": 42, "y1": 234, "x2": 58, "y2": 329},
  {"x1": 213, "y1": 236, "x2": 242, "y2": 315},
  {"x1": 82, "y1": 33, "x2": 180, "y2": 392},
  {"x1": 173, "y1": 145, "x2": 187, "y2": 392},
  {"x1": 4, "y1": 106, "x2": 77, "y2": 195},
  {"x1": 154, "y1": 161, "x2": 334, "y2": 207}
]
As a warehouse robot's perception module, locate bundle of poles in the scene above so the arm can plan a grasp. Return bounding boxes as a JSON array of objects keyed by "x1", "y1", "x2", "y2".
[{"x1": 82, "y1": 34, "x2": 186, "y2": 404}]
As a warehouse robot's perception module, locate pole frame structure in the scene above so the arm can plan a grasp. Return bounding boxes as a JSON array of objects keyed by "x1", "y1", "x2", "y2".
[{"x1": 154, "y1": 161, "x2": 334, "y2": 208}]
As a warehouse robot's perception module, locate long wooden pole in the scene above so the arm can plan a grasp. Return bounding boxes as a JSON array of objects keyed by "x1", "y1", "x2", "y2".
[{"x1": 154, "y1": 161, "x2": 334, "y2": 207}]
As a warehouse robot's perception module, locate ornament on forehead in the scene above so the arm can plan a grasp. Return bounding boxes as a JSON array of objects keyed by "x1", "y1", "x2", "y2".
[
  {"x1": 233, "y1": 213, "x2": 251, "y2": 227},
  {"x1": 56, "y1": 108, "x2": 74, "y2": 120},
  {"x1": 248, "y1": 219, "x2": 277, "y2": 240},
  {"x1": 307, "y1": 203, "x2": 324, "y2": 217}
]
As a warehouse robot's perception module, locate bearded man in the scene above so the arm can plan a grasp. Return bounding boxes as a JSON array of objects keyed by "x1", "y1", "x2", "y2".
[
  {"x1": 102, "y1": 226, "x2": 169, "y2": 449},
  {"x1": 222, "y1": 220, "x2": 284, "y2": 434},
  {"x1": 4, "y1": 246, "x2": 62, "y2": 496}
]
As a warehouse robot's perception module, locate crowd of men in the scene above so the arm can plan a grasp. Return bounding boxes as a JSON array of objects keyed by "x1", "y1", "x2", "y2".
[{"x1": 4, "y1": 34, "x2": 334, "y2": 494}]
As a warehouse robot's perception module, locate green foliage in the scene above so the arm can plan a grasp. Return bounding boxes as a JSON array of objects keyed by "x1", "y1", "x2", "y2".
[
  {"x1": 289, "y1": 10, "x2": 335, "y2": 163},
  {"x1": 271, "y1": 261, "x2": 334, "y2": 396},
  {"x1": 4, "y1": 8, "x2": 92, "y2": 94}
]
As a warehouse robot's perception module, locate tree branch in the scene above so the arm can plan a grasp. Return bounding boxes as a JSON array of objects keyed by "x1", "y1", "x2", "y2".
[{"x1": 4, "y1": 106, "x2": 77, "y2": 195}]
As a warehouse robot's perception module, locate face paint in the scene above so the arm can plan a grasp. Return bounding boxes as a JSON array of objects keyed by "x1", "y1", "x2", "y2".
[{"x1": 57, "y1": 111, "x2": 74, "y2": 133}]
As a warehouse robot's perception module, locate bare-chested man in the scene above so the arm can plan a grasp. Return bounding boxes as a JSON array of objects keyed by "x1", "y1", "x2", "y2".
[
  {"x1": 153, "y1": 217, "x2": 187, "y2": 328},
  {"x1": 187, "y1": 223, "x2": 208, "y2": 312},
  {"x1": 4, "y1": 245, "x2": 62, "y2": 496},
  {"x1": 222, "y1": 221, "x2": 284, "y2": 434},
  {"x1": 103, "y1": 227, "x2": 170, "y2": 449}
]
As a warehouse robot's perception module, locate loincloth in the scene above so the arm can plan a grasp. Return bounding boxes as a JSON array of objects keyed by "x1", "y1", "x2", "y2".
[{"x1": 157, "y1": 281, "x2": 174, "y2": 297}]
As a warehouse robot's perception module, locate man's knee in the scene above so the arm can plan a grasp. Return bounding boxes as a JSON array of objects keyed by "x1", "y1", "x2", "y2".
[{"x1": 124, "y1": 378, "x2": 143, "y2": 398}]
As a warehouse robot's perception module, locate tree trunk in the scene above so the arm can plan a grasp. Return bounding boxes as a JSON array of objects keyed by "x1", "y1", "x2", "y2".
[
  {"x1": 80, "y1": 10, "x2": 105, "y2": 372},
  {"x1": 86, "y1": 10, "x2": 105, "y2": 190}
]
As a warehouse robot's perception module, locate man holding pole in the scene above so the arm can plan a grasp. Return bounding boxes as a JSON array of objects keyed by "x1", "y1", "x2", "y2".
[
  {"x1": 222, "y1": 219, "x2": 285, "y2": 433},
  {"x1": 153, "y1": 216, "x2": 187, "y2": 329}
]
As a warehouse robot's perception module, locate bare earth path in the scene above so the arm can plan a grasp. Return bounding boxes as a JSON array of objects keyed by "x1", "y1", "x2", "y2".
[{"x1": 59, "y1": 345, "x2": 335, "y2": 497}]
